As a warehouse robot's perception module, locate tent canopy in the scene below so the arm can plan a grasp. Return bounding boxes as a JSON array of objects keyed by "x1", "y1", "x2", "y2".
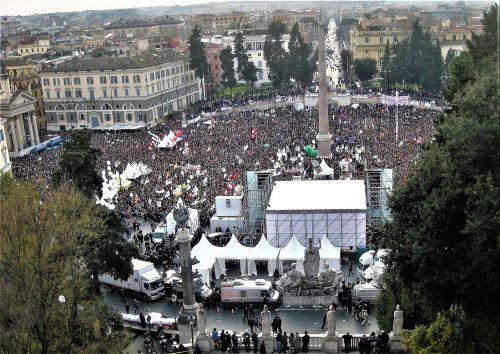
[
  {"x1": 319, "y1": 234, "x2": 341, "y2": 270},
  {"x1": 247, "y1": 236, "x2": 280, "y2": 260},
  {"x1": 217, "y1": 234, "x2": 250, "y2": 260},
  {"x1": 278, "y1": 235, "x2": 305, "y2": 260},
  {"x1": 191, "y1": 234, "x2": 221, "y2": 272}
]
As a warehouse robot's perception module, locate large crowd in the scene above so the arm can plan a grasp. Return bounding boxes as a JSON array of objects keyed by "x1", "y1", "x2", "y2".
[{"x1": 12, "y1": 96, "x2": 438, "y2": 227}]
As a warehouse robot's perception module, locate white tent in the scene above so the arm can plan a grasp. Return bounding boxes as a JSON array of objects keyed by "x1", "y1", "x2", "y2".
[
  {"x1": 278, "y1": 235, "x2": 306, "y2": 274},
  {"x1": 319, "y1": 234, "x2": 341, "y2": 271},
  {"x1": 191, "y1": 234, "x2": 223, "y2": 284},
  {"x1": 246, "y1": 236, "x2": 281, "y2": 276},
  {"x1": 216, "y1": 235, "x2": 251, "y2": 276}
]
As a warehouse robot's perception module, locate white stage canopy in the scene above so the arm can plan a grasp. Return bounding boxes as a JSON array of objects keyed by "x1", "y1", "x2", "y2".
[
  {"x1": 246, "y1": 236, "x2": 281, "y2": 276},
  {"x1": 278, "y1": 235, "x2": 306, "y2": 274},
  {"x1": 216, "y1": 235, "x2": 251, "y2": 275},
  {"x1": 266, "y1": 180, "x2": 367, "y2": 249},
  {"x1": 191, "y1": 234, "x2": 223, "y2": 284},
  {"x1": 319, "y1": 234, "x2": 341, "y2": 271}
]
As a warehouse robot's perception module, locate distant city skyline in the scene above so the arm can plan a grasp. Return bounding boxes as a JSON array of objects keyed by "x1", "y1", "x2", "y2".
[{"x1": 1, "y1": 0, "x2": 484, "y2": 17}]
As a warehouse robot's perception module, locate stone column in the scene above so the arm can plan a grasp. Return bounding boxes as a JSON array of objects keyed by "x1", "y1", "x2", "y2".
[
  {"x1": 31, "y1": 115, "x2": 40, "y2": 145},
  {"x1": 27, "y1": 116, "x2": 35, "y2": 147},
  {"x1": 9, "y1": 120, "x2": 18, "y2": 153},
  {"x1": 15, "y1": 116, "x2": 24, "y2": 151},
  {"x1": 316, "y1": 26, "x2": 332, "y2": 158}
]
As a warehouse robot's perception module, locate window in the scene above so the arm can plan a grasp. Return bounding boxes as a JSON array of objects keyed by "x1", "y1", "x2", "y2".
[
  {"x1": 110, "y1": 76, "x2": 118, "y2": 84},
  {"x1": 139, "y1": 113, "x2": 143, "y2": 121},
  {"x1": 48, "y1": 114, "x2": 54, "y2": 121},
  {"x1": 161, "y1": 70, "x2": 165, "y2": 78},
  {"x1": 74, "y1": 77, "x2": 81, "y2": 85},
  {"x1": 58, "y1": 114, "x2": 65, "y2": 121},
  {"x1": 453, "y1": 34, "x2": 457, "y2": 40},
  {"x1": 258, "y1": 61, "x2": 262, "y2": 68},
  {"x1": 133, "y1": 75, "x2": 141, "y2": 83},
  {"x1": 365, "y1": 37, "x2": 369, "y2": 43},
  {"x1": 144, "y1": 283, "x2": 150, "y2": 290},
  {"x1": 463, "y1": 34, "x2": 467, "y2": 40},
  {"x1": 103, "y1": 89, "x2": 107, "y2": 97},
  {"x1": 89, "y1": 90, "x2": 95, "y2": 100},
  {"x1": 53, "y1": 78, "x2": 60, "y2": 85},
  {"x1": 240, "y1": 291, "x2": 246, "y2": 297},
  {"x1": 56, "y1": 91, "x2": 61, "y2": 98},
  {"x1": 136, "y1": 88, "x2": 141, "y2": 96},
  {"x1": 0, "y1": 129, "x2": 4, "y2": 142},
  {"x1": 393, "y1": 36, "x2": 397, "y2": 43},
  {"x1": 63, "y1": 78, "x2": 70, "y2": 85},
  {"x1": 127, "y1": 113, "x2": 133, "y2": 121},
  {"x1": 125, "y1": 88, "x2": 129, "y2": 96},
  {"x1": 75, "y1": 90, "x2": 82, "y2": 98},
  {"x1": 43, "y1": 78, "x2": 50, "y2": 86},
  {"x1": 113, "y1": 89, "x2": 118, "y2": 97},
  {"x1": 380, "y1": 37, "x2": 384, "y2": 43},
  {"x1": 150, "y1": 73, "x2": 155, "y2": 81},
  {"x1": 258, "y1": 53, "x2": 261, "y2": 57},
  {"x1": 45, "y1": 90, "x2": 51, "y2": 98},
  {"x1": 226, "y1": 199, "x2": 231, "y2": 207},
  {"x1": 122, "y1": 75, "x2": 129, "y2": 84},
  {"x1": 365, "y1": 50, "x2": 369, "y2": 53},
  {"x1": 65, "y1": 90, "x2": 72, "y2": 98},
  {"x1": 115, "y1": 113, "x2": 121, "y2": 122},
  {"x1": 79, "y1": 113, "x2": 85, "y2": 120},
  {"x1": 215, "y1": 65, "x2": 218, "y2": 70},
  {"x1": 87, "y1": 77, "x2": 94, "y2": 85},
  {"x1": 69, "y1": 113, "x2": 75, "y2": 121}
]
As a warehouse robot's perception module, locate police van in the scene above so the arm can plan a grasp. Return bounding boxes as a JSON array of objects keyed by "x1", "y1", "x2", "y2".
[{"x1": 220, "y1": 279, "x2": 281, "y2": 306}]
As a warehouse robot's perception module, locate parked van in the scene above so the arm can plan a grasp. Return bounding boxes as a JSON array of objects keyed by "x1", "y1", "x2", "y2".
[
  {"x1": 357, "y1": 249, "x2": 388, "y2": 281},
  {"x1": 220, "y1": 279, "x2": 280, "y2": 306}
]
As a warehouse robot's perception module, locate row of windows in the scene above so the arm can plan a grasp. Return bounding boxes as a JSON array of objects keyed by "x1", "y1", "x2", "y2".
[
  {"x1": 48, "y1": 112, "x2": 144, "y2": 122},
  {"x1": 42, "y1": 67, "x2": 191, "y2": 87},
  {"x1": 364, "y1": 36, "x2": 399, "y2": 44}
]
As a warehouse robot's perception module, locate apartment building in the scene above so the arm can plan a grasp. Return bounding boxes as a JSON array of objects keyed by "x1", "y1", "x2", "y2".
[
  {"x1": 189, "y1": 12, "x2": 248, "y2": 32},
  {"x1": 16, "y1": 39, "x2": 52, "y2": 57},
  {"x1": 105, "y1": 17, "x2": 188, "y2": 40},
  {"x1": 204, "y1": 43, "x2": 223, "y2": 89},
  {"x1": 40, "y1": 51, "x2": 201, "y2": 131},
  {"x1": 271, "y1": 9, "x2": 322, "y2": 27},
  {"x1": 350, "y1": 18, "x2": 413, "y2": 70}
]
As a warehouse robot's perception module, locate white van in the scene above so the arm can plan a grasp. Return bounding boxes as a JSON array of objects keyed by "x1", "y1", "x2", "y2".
[
  {"x1": 220, "y1": 279, "x2": 280, "y2": 306},
  {"x1": 357, "y1": 249, "x2": 388, "y2": 281}
]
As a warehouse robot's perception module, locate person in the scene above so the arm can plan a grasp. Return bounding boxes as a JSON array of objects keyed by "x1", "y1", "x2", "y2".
[
  {"x1": 276, "y1": 331, "x2": 283, "y2": 353},
  {"x1": 248, "y1": 317, "x2": 255, "y2": 333},
  {"x1": 276, "y1": 315, "x2": 282, "y2": 332},
  {"x1": 361, "y1": 308, "x2": 370, "y2": 326},
  {"x1": 342, "y1": 332, "x2": 353, "y2": 352},
  {"x1": 243, "y1": 305, "x2": 249, "y2": 321},
  {"x1": 301, "y1": 331, "x2": 310, "y2": 352},
  {"x1": 348, "y1": 261, "x2": 354, "y2": 276},
  {"x1": 358, "y1": 335, "x2": 370, "y2": 354},
  {"x1": 293, "y1": 332, "x2": 301, "y2": 354},
  {"x1": 125, "y1": 302, "x2": 130, "y2": 314},
  {"x1": 212, "y1": 328, "x2": 220, "y2": 349},
  {"x1": 252, "y1": 332, "x2": 259, "y2": 353},
  {"x1": 139, "y1": 312, "x2": 146, "y2": 328},
  {"x1": 281, "y1": 331, "x2": 288, "y2": 353},
  {"x1": 378, "y1": 330, "x2": 389, "y2": 352},
  {"x1": 243, "y1": 330, "x2": 251, "y2": 352},
  {"x1": 321, "y1": 312, "x2": 327, "y2": 330},
  {"x1": 273, "y1": 268, "x2": 280, "y2": 281},
  {"x1": 220, "y1": 330, "x2": 227, "y2": 352},
  {"x1": 231, "y1": 332, "x2": 239, "y2": 351},
  {"x1": 271, "y1": 317, "x2": 278, "y2": 334},
  {"x1": 133, "y1": 299, "x2": 140, "y2": 314},
  {"x1": 259, "y1": 341, "x2": 267, "y2": 354}
]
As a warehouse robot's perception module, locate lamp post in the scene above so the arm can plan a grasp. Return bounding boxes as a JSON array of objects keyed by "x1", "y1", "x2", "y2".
[
  {"x1": 382, "y1": 69, "x2": 390, "y2": 95},
  {"x1": 171, "y1": 294, "x2": 178, "y2": 320},
  {"x1": 188, "y1": 314, "x2": 195, "y2": 349}
]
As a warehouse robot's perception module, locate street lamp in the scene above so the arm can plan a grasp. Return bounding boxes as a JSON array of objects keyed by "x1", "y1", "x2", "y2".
[
  {"x1": 382, "y1": 70, "x2": 390, "y2": 95},
  {"x1": 171, "y1": 294, "x2": 177, "y2": 319},
  {"x1": 188, "y1": 314, "x2": 196, "y2": 349},
  {"x1": 147, "y1": 312, "x2": 152, "y2": 335}
]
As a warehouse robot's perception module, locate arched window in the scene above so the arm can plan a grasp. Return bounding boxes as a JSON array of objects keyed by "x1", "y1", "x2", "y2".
[
  {"x1": 75, "y1": 104, "x2": 87, "y2": 111},
  {"x1": 101, "y1": 103, "x2": 112, "y2": 110},
  {"x1": 123, "y1": 103, "x2": 135, "y2": 110},
  {"x1": 55, "y1": 104, "x2": 66, "y2": 111}
]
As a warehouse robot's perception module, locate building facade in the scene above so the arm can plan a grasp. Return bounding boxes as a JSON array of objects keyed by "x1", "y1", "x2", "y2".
[
  {"x1": 16, "y1": 39, "x2": 52, "y2": 57},
  {"x1": 350, "y1": 18, "x2": 413, "y2": 70},
  {"x1": 189, "y1": 12, "x2": 248, "y2": 32},
  {"x1": 0, "y1": 69, "x2": 40, "y2": 167},
  {"x1": 204, "y1": 43, "x2": 223, "y2": 89},
  {"x1": 40, "y1": 51, "x2": 202, "y2": 131},
  {"x1": 105, "y1": 17, "x2": 188, "y2": 40}
]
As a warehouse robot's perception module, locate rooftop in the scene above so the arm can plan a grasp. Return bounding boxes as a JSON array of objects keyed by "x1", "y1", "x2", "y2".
[
  {"x1": 42, "y1": 51, "x2": 188, "y2": 73},
  {"x1": 105, "y1": 17, "x2": 183, "y2": 30}
]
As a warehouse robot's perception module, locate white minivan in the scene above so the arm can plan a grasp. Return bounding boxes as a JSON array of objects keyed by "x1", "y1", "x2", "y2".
[{"x1": 220, "y1": 279, "x2": 281, "y2": 306}]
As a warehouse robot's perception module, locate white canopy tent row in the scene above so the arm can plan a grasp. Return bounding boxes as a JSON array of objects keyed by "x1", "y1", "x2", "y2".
[{"x1": 190, "y1": 234, "x2": 341, "y2": 284}]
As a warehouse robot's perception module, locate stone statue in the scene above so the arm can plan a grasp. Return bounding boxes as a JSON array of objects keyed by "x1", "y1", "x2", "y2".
[
  {"x1": 393, "y1": 305, "x2": 403, "y2": 336},
  {"x1": 261, "y1": 305, "x2": 272, "y2": 336},
  {"x1": 173, "y1": 198, "x2": 190, "y2": 229},
  {"x1": 281, "y1": 263, "x2": 304, "y2": 287},
  {"x1": 303, "y1": 237, "x2": 321, "y2": 278},
  {"x1": 319, "y1": 263, "x2": 336, "y2": 286},
  {"x1": 197, "y1": 303, "x2": 207, "y2": 335},
  {"x1": 326, "y1": 305, "x2": 336, "y2": 336}
]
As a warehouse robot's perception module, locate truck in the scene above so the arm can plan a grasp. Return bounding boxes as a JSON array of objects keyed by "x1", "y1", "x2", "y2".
[
  {"x1": 353, "y1": 280, "x2": 382, "y2": 304},
  {"x1": 357, "y1": 249, "x2": 388, "y2": 281},
  {"x1": 99, "y1": 259, "x2": 165, "y2": 301},
  {"x1": 220, "y1": 279, "x2": 280, "y2": 307}
]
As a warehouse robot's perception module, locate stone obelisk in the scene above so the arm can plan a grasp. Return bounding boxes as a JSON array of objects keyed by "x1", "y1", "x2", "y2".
[{"x1": 316, "y1": 26, "x2": 332, "y2": 158}]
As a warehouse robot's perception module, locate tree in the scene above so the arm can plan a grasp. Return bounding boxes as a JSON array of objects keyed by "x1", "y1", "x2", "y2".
[
  {"x1": 466, "y1": 4, "x2": 498, "y2": 64},
  {"x1": 188, "y1": 24, "x2": 209, "y2": 84},
  {"x1": 219, "y1": 47, "x2": 237, "y2": 95},
  {"x1": 53, "y1": 130, "x2": 103, "y2": 198},
  {"x1": 0, "y1": 183, "x2": 136, "y2": 353},
  {"x1": 241, "y1": 60, "x2": 259, "y2": 89},
  {"x1": 263, "y1": 21, "x2": 289, "y2": 88},
  {"x1": 375, "y1": 6, "x2": 499, "y2": 350},
  {"x1": 288, "y1": 22, "x2": 312, "y2": 88},
  {"x1": 353, "y1": 58, "x2": 377, "y2": 82},
  {"x1": 233, "y1": 32, "x2": 248, "y2": 75},
  {"x1": 340, "y1": 49, "x2": 352, "y2": 82}
]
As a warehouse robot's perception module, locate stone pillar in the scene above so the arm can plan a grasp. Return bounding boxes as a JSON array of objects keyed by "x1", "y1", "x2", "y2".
[
  {"x1": 175, "y1": 226, "x2": 198, "y2": 345},
  {"x1": 316, "y1": 26, "x2": 332, "y2": 158},
  {"x1": 9, "y1": 120, "x2": 18, "y2": 153},
  {"x1": 27, "y1": 116, "x2": 35, "y2": 147},
  {"x1": 15, "y1": 116, "x2": 24, "y2": 151},
  {"x1": 31, "y1": 115, "x2": 40, "y2": 145}
]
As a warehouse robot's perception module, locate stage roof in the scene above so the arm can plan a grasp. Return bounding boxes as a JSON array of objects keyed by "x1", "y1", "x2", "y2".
[{"x1": 267, "y1": 180, "x2": 366, "y2": 212}]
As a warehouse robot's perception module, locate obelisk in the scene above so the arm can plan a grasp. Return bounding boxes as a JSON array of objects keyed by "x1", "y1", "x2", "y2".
[{"x1": 316, "y1": 25, "x2": 332, "y2": 158}]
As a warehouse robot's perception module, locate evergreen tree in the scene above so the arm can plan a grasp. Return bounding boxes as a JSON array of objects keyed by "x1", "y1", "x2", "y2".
[
  {"x1": 234, "y1": 32, "x2": 248, "y2": 75},
  {"x1": 288, "y1": 22, "x2": 312, "y2": 88},
  {"x1": 263, "y1": 21, "x2": 289, "y2": 88},
  {"x1": 219, "y1": 47, "x2": 237, "y2": 95},
  {"x1": 188, "y1": 24, "x2": 209, "y2": 82},
  {"x1": 241, "y1": 60, "x2": 259, "y2": 89},
  {"x1": 353, "y1": 58, "x2": 377, "y2": 82}
]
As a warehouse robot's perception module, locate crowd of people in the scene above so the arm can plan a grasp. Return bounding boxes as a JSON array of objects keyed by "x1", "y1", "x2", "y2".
[{"x1": 11, "y1": 94, "x2": 438, "y2": 229}]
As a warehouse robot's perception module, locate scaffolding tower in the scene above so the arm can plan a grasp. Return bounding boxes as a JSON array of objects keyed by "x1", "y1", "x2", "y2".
[
  {"x1": 365, "y1": 169, "x2": 393, "y2": 225},
  {"x1": 237, "y1": 171, "x2": 274, "y2": 246}
]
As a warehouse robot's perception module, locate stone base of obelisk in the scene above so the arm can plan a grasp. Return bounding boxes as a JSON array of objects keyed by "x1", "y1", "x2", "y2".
[
  {"x1": 316, "y1": 133, "x2": 332, "y2": 159},
  {"x1": 177, "y1": 312, "x2": 198, "y2": 345},
  {"x1": 259, "y1": 335, "x2": 274, "y2": 353},
  {"x1": 389, "y1": 334, "x2": 406, "y2": 353},
  {"x1": 197, "y1": 332, "x2": 211, "y2": 352},
  {"x1": 323, "y1": 335, "x2": 339, "y2": 353}
]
